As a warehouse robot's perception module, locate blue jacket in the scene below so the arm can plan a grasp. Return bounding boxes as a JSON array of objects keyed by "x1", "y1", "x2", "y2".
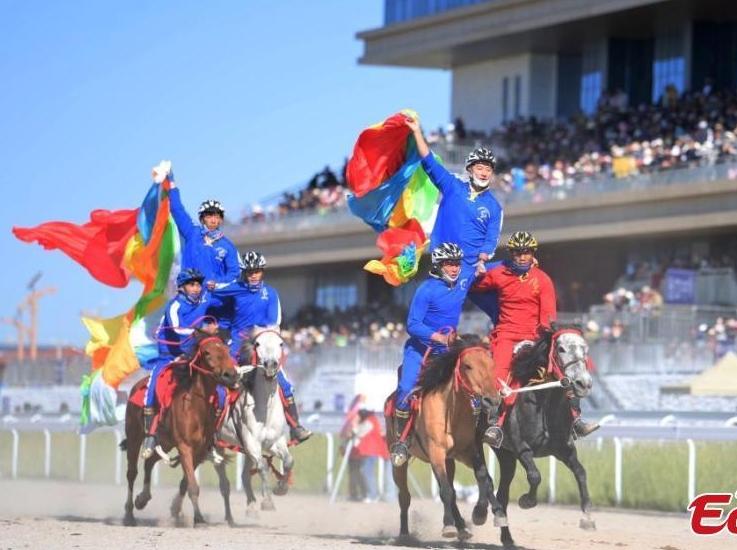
[
  {"x1": 157, "y1": 290, "x2": 218, "y2": 358},
  {"x1": 169, "y1": 188, "x2": 240, "y2": 285},
  {"x1": 421, "y1": 153, "x2": 504, "y2": 265},
  {"x1": 212, "y1": 282, "x2": 282, "y2": 340},
  {"x1": 406, "y1": 273, "x2": 472, "y2": 353}
]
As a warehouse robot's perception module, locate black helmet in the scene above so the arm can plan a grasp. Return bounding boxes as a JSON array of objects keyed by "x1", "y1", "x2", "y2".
[
  {"x1": 176, "y1": 268, "x2": 205, "y2": 288},
  {"x1": 465, "y1": 147, "x2": 497, "y2": 170},
  {"x1": 431, "y1": 242, "x2": 464, "y2": 266},
  {"x1": 240, "y1": 250, "x2": 266, "y2": 271},
  {"x1": 507, "y1": 231, "x2": 538, "y2": 251},
  {"x1": 198, "y1": 199, "x2": 225, "y2": 219}
]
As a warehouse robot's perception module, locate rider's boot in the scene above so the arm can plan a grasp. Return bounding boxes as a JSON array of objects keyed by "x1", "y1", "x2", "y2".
[
  {"x1": 483, "y1": 406, "x2": 504, "y2": 449},
  {"x1": 569, "y1": 396, "x2": 600, "y2": 438},
  {"x1": 389, "y1": 410, "x2": 411, "y2": 467},
  {"x1": 141, "y1": 407, "x2": 157, "y2": 459},
  {"x1": 285, "y1": 398, "x2": 312, "y2": 443}
]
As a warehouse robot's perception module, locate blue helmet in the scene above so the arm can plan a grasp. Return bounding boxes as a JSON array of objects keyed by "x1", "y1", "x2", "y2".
[{"x1": 176, "y1": 268, "x2": 205, "y2": 288}]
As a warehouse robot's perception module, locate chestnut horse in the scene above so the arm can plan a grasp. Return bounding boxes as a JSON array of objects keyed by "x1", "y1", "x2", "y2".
[
  {"x1": 385, "y1": 335, "x2": 507, "y2": 541},
  {"x1": 121, "y1": 331, "x2": 239, "y2": 526}
]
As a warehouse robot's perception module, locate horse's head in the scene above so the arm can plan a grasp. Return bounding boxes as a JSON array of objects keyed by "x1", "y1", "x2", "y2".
[
  {"x1": 550, "y1": 327, "x2": 593, "y2": 398},
  {"x1": 194, "y1": 330, "x2": 239, "y2": 389},
  {"x1": 452, "y1": 336, "x2": 501, "y2": 409},
  {"x1": 241, "y1": 326, "x2": 284, "y2": 379}
]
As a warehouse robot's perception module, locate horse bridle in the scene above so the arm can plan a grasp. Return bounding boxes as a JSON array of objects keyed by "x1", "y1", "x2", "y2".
[
  {"x1": 239, "y1": 329, "x2": 286, "y2": 378},
  {"x1": 453, "y1": 346, "x2": 492, "y2": 398},
  {"x1": 185, "y1": 335, "x2": 235, "y2": 380},
  {"x1": 546, "y1": 328, "x2": 592, "y2": 384}
]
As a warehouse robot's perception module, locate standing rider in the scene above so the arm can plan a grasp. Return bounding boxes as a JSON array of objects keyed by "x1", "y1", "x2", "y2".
[
  {"x1": 213, "y1": 251, "x2": 312, "y2": 444},
  {"x1": 405, "y1": 116, "x2": 504, "y2": 280},
  {"x1": 471, "y1": 231, "x2": 600, "y2": 447},
  {"x1": 390, "y1": 243, "x2": 472, "y2": 466},
  {"x1": 169, "y1": 180, "x2": 240, "y2": 290},
  {"x1": 142, "y1": 268, "x2": 218, "y2": 458}
]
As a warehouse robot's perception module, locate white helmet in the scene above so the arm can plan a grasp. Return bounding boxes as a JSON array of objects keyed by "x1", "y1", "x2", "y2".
[
  {"x1": 431, "y1": 243, "x2": 464, "y2": 284},
  {"x1": 240, "y1": 250, "x2": 266, "y2": 271},
  {"x1": 465, "y1": 147, "x2": 497, "y2": 170},
  {"x1": 198, "y1": 199, "x2": 225, "y2": 220}
]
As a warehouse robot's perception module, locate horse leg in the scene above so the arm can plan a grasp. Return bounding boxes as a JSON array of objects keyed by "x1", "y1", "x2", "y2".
[
  {"x1": 445, "y1": 458, "x2": 471, "y2": 540},
  {"x1": 496, "y1": 449, "x2": 517, "y2": 548},
  {"x1": 242, "y1": 454, "x2": 259, "y2": 518},
  {"x1": 257, "y1": 456, "x2": 275, "y2": 511},
  {"x1": 471, "y1": 447, "x2": 507, "y2": 527},
  {"x1": 392, "y1": 461, "x2": 411, "y2": 538},
  {"x1": 273, "y1": 445, "x2": 293, "y2": 496},
  {"x1": 214, "y1": 460, "x2": 235, "y2": 526},
  {"x1": 180, "y1": 445, "x2": 206, "y2": 526},
  {"x1": 428, "y1": 448, "x2": 467, "y2": 540},
  {"x1": 123, "y1": 438, "x2": 141, "y2": 526},
  {"x1": 170, "y1": 476, "x2": 187, "y2": 519},
  {"x1": 557, "y1": 445, "x2": 596, "y2": 530},
  {"x1": 517, "y1": 449, "x2": 541, "y2": 510},
  {"x1": 134, "y1": 455, "x2": 159, "y2": 510}
]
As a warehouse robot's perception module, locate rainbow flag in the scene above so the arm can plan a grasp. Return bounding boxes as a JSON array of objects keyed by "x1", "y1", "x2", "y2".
[
  {"x1": 79, "y1": 161, "x2": 180, "y2": 431},
  {"x1": 346, "y1": 110, "x2": 440, "y2": 286},
  {"x1": 13, "y1": 161, "x2": 180, "y2": 431}
]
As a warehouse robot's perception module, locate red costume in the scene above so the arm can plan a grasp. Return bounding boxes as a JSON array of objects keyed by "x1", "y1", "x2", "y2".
[{"x1": 472, "y1": 263, "x2": 557, "y2": 386}]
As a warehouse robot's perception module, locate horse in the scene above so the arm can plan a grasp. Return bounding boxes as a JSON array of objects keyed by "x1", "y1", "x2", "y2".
[
  {"x1": 385, "y1": 335, "x2": 506, "y2": 541},
  {"x1": 214, "y1": 326, "x2": 294, "y2": 520},
  {"x1": 121, "y1": 330, "x2": 239, "y2": 527},
  {"x1": 477, "y1": 323, "x2": 596, "y2": 548}
]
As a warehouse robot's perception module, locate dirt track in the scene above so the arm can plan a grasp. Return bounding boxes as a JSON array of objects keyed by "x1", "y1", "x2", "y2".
[{"x1": 0, "y1": 479, "x2": 733, "y2": 549}]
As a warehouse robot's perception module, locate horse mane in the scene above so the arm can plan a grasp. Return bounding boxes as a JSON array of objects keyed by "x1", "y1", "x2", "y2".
[
  {"x1": 417, "y1": 334, "x2": 484, "y2": 395},
  {"x1": 511, "y1": 323, "x2": 583, "y2": 385}
]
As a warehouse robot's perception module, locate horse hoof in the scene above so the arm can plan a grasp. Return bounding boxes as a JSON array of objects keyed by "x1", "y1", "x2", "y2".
[
  {"x1": 226, "y1": 518, "x2": 236, "y2": 528},
  {"x1": 579, "y1": 517, "x2": 596, "y2": 530},
  {"x1": 193, "y1": 515, "x2": 207, "y2": 526},
  {"x1": 261, "y1": 500, "x2": 275, "y2": 511},
  {"x1": 123, "y1": 515, "x2": 137, "y2": 527},
  {"x1": 134, "y1": 494, "x2": 151, "y2": 510},
  {"x1": 518, "y1": 494, "x2": 537, "y2": 509},
  {"x1": 457, "y1": 528, "x2": 473, "y2": 541},
  {"x1": 442, "y1": 525, "x2": 457, "y2": 538},
  {"x1": 472, "y1": 505, "x2": 488, "y2": 526},
  {"x1": 273, "y1": 482, "x2": 289, "y2": 496},
  {"x1": 493, "y1": 514, "x2": 509, "y2": 528}
]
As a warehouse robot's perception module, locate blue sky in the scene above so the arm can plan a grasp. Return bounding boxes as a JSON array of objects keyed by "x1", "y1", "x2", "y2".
[{"x1": 0, "y1": 1, "x2": 450, "y2": 346}]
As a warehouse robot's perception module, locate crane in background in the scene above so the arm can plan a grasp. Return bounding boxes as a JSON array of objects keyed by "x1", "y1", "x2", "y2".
[{"x1": 1, "y1": 272, "x2": 56, "y2": 362}]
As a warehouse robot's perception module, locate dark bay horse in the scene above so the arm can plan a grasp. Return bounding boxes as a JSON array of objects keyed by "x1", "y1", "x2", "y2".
[
  {"x1": 385, "y1": 335, "x2": 506, "y2": 541},
  {"x1": 477, "y1": 324, "x2": 596, "y2": 548},
  {"x1": 122, "y1": 331, "x2": 239, "y2": 527}
]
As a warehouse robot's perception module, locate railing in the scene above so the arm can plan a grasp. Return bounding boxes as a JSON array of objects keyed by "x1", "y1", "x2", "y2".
[
  {"x1": 384, "y1": 0, "x2": 493, "y2": 26},
  {"x1": 227, "y1": 159, "x2": 737, "y2": 237}
]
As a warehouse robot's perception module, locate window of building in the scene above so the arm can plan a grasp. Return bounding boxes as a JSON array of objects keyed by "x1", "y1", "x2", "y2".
[
  {"x1": 580, "y1": 71, "x2": 602, "y2": 114},
  {"x1": 514, "y1": 75, "x2": 522, "y2": 118},
  {"x1": 316, "y1": 283, "x2": 357, "y2": 311},
  {"x1": 652, "y1": 57, "x2": 685, "y2": 102}
]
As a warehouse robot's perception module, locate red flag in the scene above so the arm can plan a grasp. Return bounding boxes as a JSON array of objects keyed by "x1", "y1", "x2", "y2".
[
  {"x1": 13, "y1": 209, "x2": 139, "y2": 288},
  {"x1": 346, "y1": 112, "x2": 412, "y2": 198}
]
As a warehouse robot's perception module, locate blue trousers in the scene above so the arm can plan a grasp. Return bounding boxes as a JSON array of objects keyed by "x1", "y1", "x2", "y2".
[
  {"x1": 395, "y1": 341, "x2": 429, "y2": 412},
  {"x1": 144, "y1": 355, "x2": 175, "y2": 408}
]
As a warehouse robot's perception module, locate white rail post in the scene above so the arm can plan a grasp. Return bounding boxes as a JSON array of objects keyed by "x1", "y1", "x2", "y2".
[
  {"x1": 329, "y1": 438, "x2": 353, "y2": 504},
  {"x1": 79, "y1": 434, "x2": 87, "y2": 482},
  {"x1": 548, "y1": 456, "x2": 557, "y2": 504},
  {"x1": 153, "y1": 462, "x2": 160, "y2": 487},
  {"x1": 613, "y1": 436, "x2": 623, "y2": 506},
  {"x1": 431, "y1": 469, "x2": 439, "y2": 501},
  {"x1": 687, "y1": 439, "x2": 696, "y2": 504},
  {"x1": 487, "y1": 446, "x2": 497, "y2": 484},
  {"x1": 377, "y1": 456, "x2": 385, "y2": 497},
  {"x1": 236, "y1": 452, "x2": 244, "y2": 491},
  {"x1": 43, "y1": 429, "x2": 52, "y2": 478},
  {"x1": 597, "y1": 414, "x2": 617, "y2": 452},
  {"x1": 11, "y1": 429, "x2": 19, "y2": 479},
  {"x1": 194, "y1": 465, "x2": 200, "y2": 483},
  {"x1": 114, "y1": 430, "x2": 123, "y2": 485},
  {"x1": 325, "y1": 433, "x2": 334, "y2": 494}
]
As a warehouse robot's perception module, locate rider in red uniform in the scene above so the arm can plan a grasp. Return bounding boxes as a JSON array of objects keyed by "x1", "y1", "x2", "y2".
[{"x1": 471, "y1": 231, "x2": 599, "y2": 447}]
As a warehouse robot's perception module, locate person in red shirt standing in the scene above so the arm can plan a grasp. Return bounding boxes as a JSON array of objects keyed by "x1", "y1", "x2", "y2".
[{"x1": 471, "y1": 231, "x2": 599, "y2": 447}]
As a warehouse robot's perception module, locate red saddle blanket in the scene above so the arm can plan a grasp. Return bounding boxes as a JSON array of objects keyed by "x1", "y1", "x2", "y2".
[{"x1": 128, "y1": 366, "x2": 178, "y2": 409}]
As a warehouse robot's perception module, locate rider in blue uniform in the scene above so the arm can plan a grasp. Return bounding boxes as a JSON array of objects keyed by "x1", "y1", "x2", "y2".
[
  {"x1": 142, "y1": 268, "x2": 218, "y2": 457},
  {"x1": 390, "y1": 243, "x2": 472, "y2": 466},
  {"x1": 213, "y1": 251, "x2": 312, "y2": 443},
  {"x1": 168, "y1": 180, "x2": 240, "y2": 290}
]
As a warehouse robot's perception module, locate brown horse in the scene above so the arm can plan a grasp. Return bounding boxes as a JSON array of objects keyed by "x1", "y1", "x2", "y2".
[
  {"x1": 385, "y1": 335, "x2": 507, "y2": 540},
  {"x1": 122, "y1": 331, "x2": 239, "y2": 527}
]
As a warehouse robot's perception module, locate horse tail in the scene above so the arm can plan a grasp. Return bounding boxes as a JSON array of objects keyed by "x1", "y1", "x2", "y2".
[{"x1": 119, "y1": 438, "x2": 128, "y2": 451}]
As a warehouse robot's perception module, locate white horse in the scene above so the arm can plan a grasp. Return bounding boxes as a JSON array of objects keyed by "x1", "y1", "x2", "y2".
[{"x1": 214, "y1": 326, "x2": 294, "y2": 520}]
